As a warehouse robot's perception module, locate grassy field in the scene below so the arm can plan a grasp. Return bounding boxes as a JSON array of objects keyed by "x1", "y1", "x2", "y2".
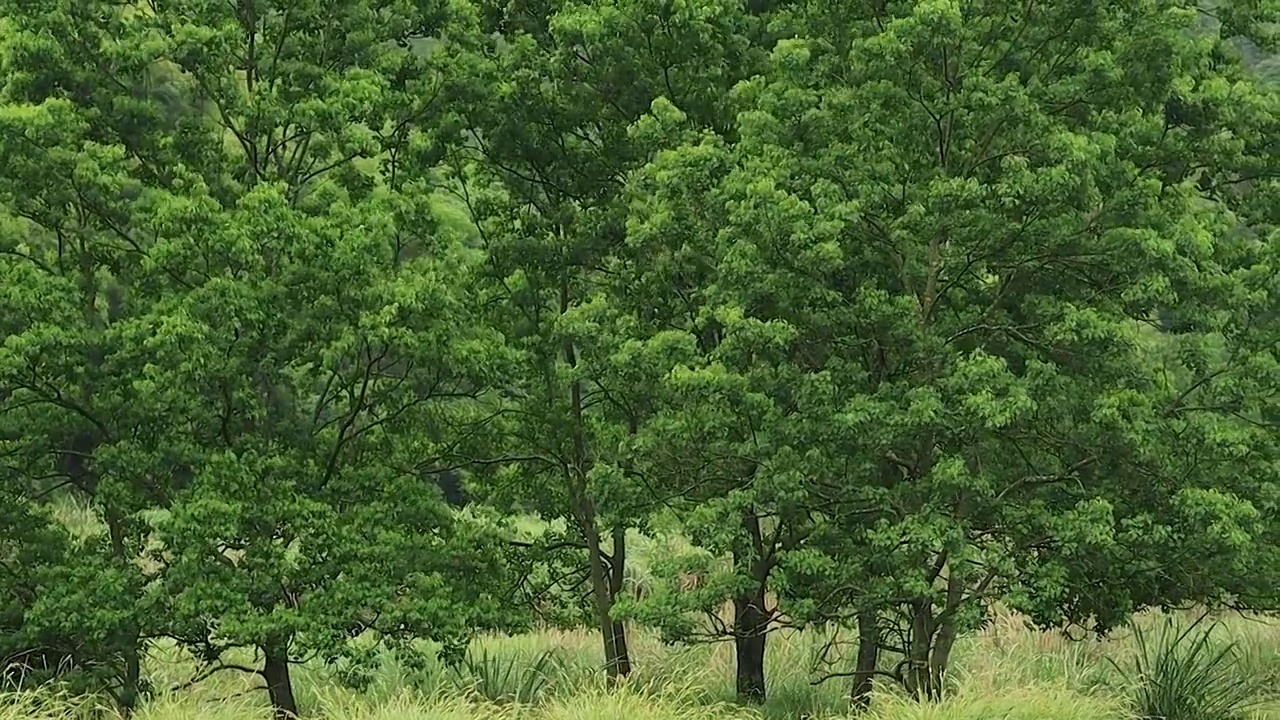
[
  {"x1": 2, "y1": 608, "x2": 1276, "y2": 720},
  {"x1": 15, "y1": 502, "x2": 1279, "y2": 720}
]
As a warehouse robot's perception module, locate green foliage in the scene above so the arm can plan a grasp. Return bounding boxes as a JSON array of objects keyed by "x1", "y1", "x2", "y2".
[
  {"x1": 1107, "y1": 613, "x2": 1270, "y2": 720},
  {"x1": 618, "y1": 0, "x2": 1280, "y2": 702},
  {"x1": 441, "y1": 0, "x2": 771, "y2": 681},
  {"x1": 0, "y1": 0, "x2": 1276, "y2": 715},
  {"x1": 0, "y1": 0, "x2": 521, "y2": 714}
]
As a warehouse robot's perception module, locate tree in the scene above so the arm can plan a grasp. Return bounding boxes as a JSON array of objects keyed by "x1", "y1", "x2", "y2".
[
  {"x1": 621, "y1": 0, "x2": 1279, "y2": 705},
  {"x1": 0, "y1": 54, "x2": 184, "y2": 714},
  {"x1": 145, "y1": 183, "x2": 518, "y2": 719},
  {"x1": 0, "y1": 464, "x2": 111, "y2": 696},
  {"x1": 446, "y1": 0, "x2": 763, "y2": 680},
  {"x1": 617, "y1": 98, "x2": 867, "y2": 704},
  {"x1": 0, "y1": 1, "x2": 522, "y2": 717}
]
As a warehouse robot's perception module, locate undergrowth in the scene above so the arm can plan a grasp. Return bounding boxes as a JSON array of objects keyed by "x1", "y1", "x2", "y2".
[{"x1": 0, "y1": 611, "x2": 1274, "y2": 720}]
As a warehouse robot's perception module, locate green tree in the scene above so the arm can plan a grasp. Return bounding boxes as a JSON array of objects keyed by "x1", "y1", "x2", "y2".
[
  {"x1": 0, "y1": 1, "x2": 521, "y2": 717},
  {"x1": 0, "y1": 82, "x2": 178, "y2": 718},
  {"x1": 618, "y1": 102, "x2": 859, "y2": 704},
  {"x1": 622, "y1": 0, "x2": 1279, "y2": 705},
  {"x1": 447, "y1": 0, "x2": 762, "y2": 680},
  {"x1": 143, "y1": 182, "x2": 517, "y2": 719}
]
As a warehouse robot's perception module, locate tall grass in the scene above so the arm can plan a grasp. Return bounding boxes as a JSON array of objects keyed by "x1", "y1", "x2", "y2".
[
  {"x1": 1, "y1": 610, "x2": 1274, "y2": 720},
  {"x1": 0, "y1": 686, "x2": 1130, "y2": 720},
  {"x1": 1107, "y1": 612, "x2": 1272, "y2": 720}
]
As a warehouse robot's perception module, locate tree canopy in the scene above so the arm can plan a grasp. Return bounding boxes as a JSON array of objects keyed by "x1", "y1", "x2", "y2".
[{"x1": 0, "y1": 0, "x2": 1276, "y2": 716}]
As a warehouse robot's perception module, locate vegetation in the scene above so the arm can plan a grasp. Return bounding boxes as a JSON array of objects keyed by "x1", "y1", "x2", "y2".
[
  {"x1": 1107, "y1": 613, "x2": 1271, "y2": 720},
  {"x1": 0, "y1": 0, "x2": 1276, "y2": 719}
]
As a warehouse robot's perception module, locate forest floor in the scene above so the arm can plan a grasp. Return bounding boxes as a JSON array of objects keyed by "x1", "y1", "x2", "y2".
[{"x1": 1, "y1": 609, "x2": 1276, "y2": 720}]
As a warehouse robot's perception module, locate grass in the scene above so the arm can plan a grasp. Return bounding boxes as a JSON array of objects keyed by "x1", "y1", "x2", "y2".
[
  {"x1": 1, "y1": 610, "x2": 1275, "y2": 720},
  {"x1": 13, "y1": 502, "x2": 1279, "y2": 719},
  {"x1": 1107, "y1": 612, "x2": 1270, "y2": 720}
]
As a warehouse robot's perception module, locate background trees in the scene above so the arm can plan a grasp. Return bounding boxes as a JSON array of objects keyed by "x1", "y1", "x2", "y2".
[{"x1": 0, "y1": 0, "x2": 1276, "y2": 718}]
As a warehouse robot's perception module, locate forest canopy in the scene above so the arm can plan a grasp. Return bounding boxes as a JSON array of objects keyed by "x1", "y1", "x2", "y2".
[{"x1": 0, "y1": 0, "x2": 1276, "y2": 718}]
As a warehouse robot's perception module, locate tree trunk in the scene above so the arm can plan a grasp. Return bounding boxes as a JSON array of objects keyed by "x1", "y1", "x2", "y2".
[
  {"x1": 610, "y1": 619, "x2": 631, "y2": 677},
  {"x1": 582, "y1": 518, "x2": 626, "y2": 679},
  {"x1": 115, "y1": 634, "x2": 141, "y2": 717},
  {"x1": 904, "y1": 599, "x2": 935, "y2": 699},
  {"x1": 927, "y1": 572, "x2": 963, "y2": 699},
  {"x1": 261, "y1": 641, "x2": 299, "y2": 720},
  {"x1": 732, "y1": 511, "x2": 771, "y2": 704},
  {"x1": 80, "y1": 230, "x2": 143, "y2": 718},
  {"x1": 104, "y1": 510, "x2": 143, "y2": 716},
  {"x1": 608, "y1": 523, "x2": 632, "y2": 676},
  {"x1": 560, "y1": 274, "x2": 629, "y2": 680},
  {"x1": 733, "y1": 588, "x2": 768, "y2": 703},
  {"x1": 851, "y1": 608, "x2": 880, "y2": 710},
  {"x1": 928, "y1": 614, "x2": 957, "y2": 699}
]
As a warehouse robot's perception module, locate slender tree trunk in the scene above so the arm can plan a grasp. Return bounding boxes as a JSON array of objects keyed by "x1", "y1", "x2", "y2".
[
  {"x1": 904, "y1": 599, "x2": 945, "y2": 700},
  {"x1": 609, "y1": 618, "x2": 631, "y2": 677},
  {"x1": 78, "y1": 233, "x2": 144, "y2": 716},
  {"x1": 559, "y1": 272, "x2": 628, "y2": 680},
  {"x1": 608, "y1": 523, "x2": 631, "y2": 676},
  {"x1": 851, "y1": 608, "x2": 880, "y2": 710},
  {"x1": 115, "y1": 626, "x2": 142, "y2": 715},
  {"x1": 104, "y1": 507, "x2": 144, "y2": 716},
  {"x1": 927, "y1": 572, "x2": 963, "y2": 698},
  {"x1": 582, "y1": 518, "x2": 626, "y2": 679},
  {"x1": 261, "y1": 641, "x2": 298, "y2": 720},
  {"x1": 902, "y1": 565, "x2": 968, "y2": 702},
  {"x1": 928, "y1": 615, "x2": 957, "y2": 699}
]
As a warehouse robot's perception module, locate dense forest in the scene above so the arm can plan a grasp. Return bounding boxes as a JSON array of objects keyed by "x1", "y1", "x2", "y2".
[{"x1": 0, "y1": 1, "x2": 1276, "y2": 719}]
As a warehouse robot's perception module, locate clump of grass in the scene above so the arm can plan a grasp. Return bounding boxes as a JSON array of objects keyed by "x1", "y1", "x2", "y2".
[
  {"x1": 321, "y1": 689, "x2": 487, "y2": 720},
  {"x1": 1107, "y1": 612, "x2": 1269, "y2": 720},
  {"x1": 131, "y1": 691, "x2": 266, "y2": 720},
  {"x1": 446, "y1": 647, "x2": 559, "y2": 705},
  {"x1": 1229, "y1": 621, "x2": 1280, "y2": 692},
  {"x1": 0, "y1": 690, "x2": 67, "y2": 720}
]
